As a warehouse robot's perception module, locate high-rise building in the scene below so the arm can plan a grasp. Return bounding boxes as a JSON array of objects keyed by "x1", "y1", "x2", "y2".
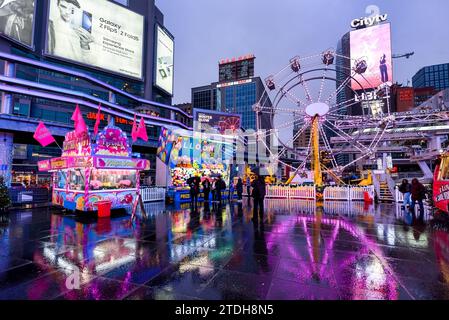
[
  {"x1": 191, "y1": 55, "x2": 272, "y2": 131},
  {"x1": 0, "y1": 0, "x2": 190, "y2": 186},
  {"x1": 413, "y1": 63, "x2": 449, "y2": 91}
]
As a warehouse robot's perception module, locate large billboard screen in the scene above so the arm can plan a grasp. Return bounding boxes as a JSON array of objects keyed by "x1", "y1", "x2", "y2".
[
  {"x1": 350, "y1": 23, "x2": 393, "y2": 90},
  {"x1": 0, "y1": 0, "x2": 35, "y2": 47},
  {"x1": 46, "y1": 0, "x2": 144, "y2": 79},
  {"x1": 155, "y1": 24, "x2": 174, "y2": 95},
  {"x1": 193, "y1": 109, "x2": 241, "y2": 135},
  {"x1": 219, "y1": 55, "x2": 255, "y2": 82}
]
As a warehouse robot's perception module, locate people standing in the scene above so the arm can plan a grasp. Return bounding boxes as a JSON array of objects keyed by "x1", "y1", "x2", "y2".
[
  {"x1": 246, "y1": 176, "x2": 251, "y2": 197},
  {"x1": 251, "y1": 175, "x2": 266, "y2": 223},
  {"x1": 228, "y1": 180, "x2": 234, "y2": 202},
  {"x1": 211, "y1": 178, "x2": 217, "y2": 203},
  {"x1": 410, "y1": 178, "x2": 426, "y2": 222},
  {"x1": 215, "y1": 175, "x2": 226, "y2": 204},
  {"x1": 202, "y1": 176, "x2": 211, "y2": 203},
  {"x1": 236, "y1": 178, "x2": 244, "y2": 202},
  {"x1": 187, "y1": 175, "x2": 200, "y2": 209},
  {"x1": 399, "y1": 179, "x2": 412, "y2": 209}
]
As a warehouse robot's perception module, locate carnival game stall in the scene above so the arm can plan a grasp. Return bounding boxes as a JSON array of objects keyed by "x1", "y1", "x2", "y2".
[
  {"x1": 157, "y1": 128, "x2": 233, "y2": 204},
  {"x1": 38, "y1": 122, "x2": 149, "y2": 213}
]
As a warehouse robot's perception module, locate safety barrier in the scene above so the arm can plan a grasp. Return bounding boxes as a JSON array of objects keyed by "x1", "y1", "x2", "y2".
[
  {"x1": 323, "y1": 186, "x2": 350, "y2": 201},
  {"x1": 323, "y1": 186, "x2": 375, "y2": 201},
  {"x1": 265, "y1": 185, "x2": 316, "y2": 200},
  {"x1": 9, "y1": 187, "x2": 51, "y2": 205},
  {"x1": 350, "y1": 186, "x2": 375, "y2": 201},
  {"x1": 140, "y1": 187, "x2": 166, "y2": 203},
  {"x1": 395, "y1": 187, "x2": 404, "y2": 203}
]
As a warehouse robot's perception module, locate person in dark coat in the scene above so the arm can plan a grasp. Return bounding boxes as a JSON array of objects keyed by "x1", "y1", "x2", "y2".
[
  {"x1": 187, "y1": 175, "x2": 200, "y2": 209},
  {"x1": 236, "y1": 178, "x2": 244, "y2": 201},
  {"x1": 410, "y1": 178, "x2": 426, "y2": 222},
  {"x1": 398, "y1": 179, "x2": 412, "y2": 208},
  {"x1": 215, "y1": 176, "x2": 226, "y2": 204},
  {"x1": 251, "y1": 175, "x2": 266, "y2": 222},
  {"x1": 202, "y1": 176, "x2": 211, "y2": 203}
]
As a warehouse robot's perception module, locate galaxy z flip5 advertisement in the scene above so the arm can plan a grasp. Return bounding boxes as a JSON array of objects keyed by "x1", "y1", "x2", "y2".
[{"x1": 46, "y1": 0, "x2": 144, "y2": 79}]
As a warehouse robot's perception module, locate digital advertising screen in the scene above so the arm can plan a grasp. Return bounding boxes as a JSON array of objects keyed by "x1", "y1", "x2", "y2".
[
  {"x1": 156, "y1": 127, "x2": 177, "y2": 165},
  {"x1": 219, "y1": 55, "x2": 255, "y2": 82},
  {"x1": 46, "y1": 0, "x2": 144, "y2": 79},
  {"x1": 350, "y1": 23, "x2": 393, "y2": 90},
  {"x1": 193, "y1": 109, "x2": 241, "y2": 135},
  {"x1": 155, "y1": 24, "x2": 174, "y2": 95},
  {"x1": 0, "y1": 0, "x2": 35, "y2": 47}
]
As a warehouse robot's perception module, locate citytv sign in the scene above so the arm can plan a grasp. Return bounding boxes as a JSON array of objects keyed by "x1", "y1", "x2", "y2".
[{"x1": 351, "y1": 13, "x2": 388, "y2": 28}]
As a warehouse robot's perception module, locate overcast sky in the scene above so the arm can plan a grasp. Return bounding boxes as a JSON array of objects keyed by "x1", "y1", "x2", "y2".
[{"x1": 156, "y1": 0, "x2": 449, "y2": 105}]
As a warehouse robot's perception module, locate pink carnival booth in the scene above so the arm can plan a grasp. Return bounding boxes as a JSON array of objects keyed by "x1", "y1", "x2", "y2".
[{"x1": 38, "y1": 122, "x2": 149, "y2": 213}]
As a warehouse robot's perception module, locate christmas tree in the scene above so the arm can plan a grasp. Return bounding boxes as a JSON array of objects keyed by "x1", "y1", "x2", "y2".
[{"x1": 0, "y1": 176, "x2": 11, "y2": 211}]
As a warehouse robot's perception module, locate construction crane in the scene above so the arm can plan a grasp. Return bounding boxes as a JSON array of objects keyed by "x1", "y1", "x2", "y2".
[{"x1": 392, "y1": 52, "x2": 415, "y2": 59}]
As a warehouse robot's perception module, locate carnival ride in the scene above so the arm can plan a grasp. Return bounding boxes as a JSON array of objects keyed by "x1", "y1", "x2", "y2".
[
  {"x1": 250, "y1": 49, "x2": 449, "y2": 204},
  {"x1": 253, "y1": 50, "x2": 393, "y2": 188}
]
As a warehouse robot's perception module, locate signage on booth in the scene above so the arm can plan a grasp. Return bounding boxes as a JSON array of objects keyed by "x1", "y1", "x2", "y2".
[{"x1": 94, "y1": 157, "x2": 147, "y2": 170}]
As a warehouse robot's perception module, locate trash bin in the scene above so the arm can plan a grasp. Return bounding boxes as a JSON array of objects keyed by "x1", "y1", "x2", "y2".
[
  {"x1": 363, "y1": 191, "x2": 373, "y2": 204},
  {"x1": 96, "y1": 200, "x2": 112, "y2": 218}
]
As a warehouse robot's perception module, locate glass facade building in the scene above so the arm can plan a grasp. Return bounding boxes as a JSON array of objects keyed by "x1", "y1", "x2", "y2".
[
  {"x1": 413, "y1": 63, "x2": 449, "y2": 91},
  {"x1": 0, "y1": 0, "x2": 190, "y2": 187},
  {"x1": 192, "y1": 78, "x2": 272, "y2": 131}
]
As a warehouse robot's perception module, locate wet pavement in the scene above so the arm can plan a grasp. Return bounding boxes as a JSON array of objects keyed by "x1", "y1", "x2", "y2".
[{"x1": 1, "y1": 199, "x2": 449, "y2": 300}]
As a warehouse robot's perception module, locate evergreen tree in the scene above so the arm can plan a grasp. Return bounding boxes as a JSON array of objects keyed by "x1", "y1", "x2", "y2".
[{"x1": 0, "y1": 176, "x2": 11, "y2": 211}]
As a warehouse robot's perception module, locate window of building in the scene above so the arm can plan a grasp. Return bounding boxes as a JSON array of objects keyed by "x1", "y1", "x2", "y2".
[{"x1": 111, "y1": 0, "x2": 128, "y2": 6}]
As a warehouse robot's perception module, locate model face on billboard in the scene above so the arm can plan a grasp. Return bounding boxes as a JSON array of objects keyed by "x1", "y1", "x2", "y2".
[{"x1": 57, "y1": 1, "x2": 78, "y2": 22}]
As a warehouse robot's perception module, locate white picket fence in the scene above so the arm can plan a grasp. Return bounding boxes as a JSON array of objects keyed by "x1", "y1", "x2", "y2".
[
  {"x1": 265, "y1": 185, "x2": 316, "y2": 200},
  {"x1": 323, "y1": 186, "x2": 375, "y2": 202},
  {"x1": 140, "y1": 187, "x2": 166, "y2": 203}
]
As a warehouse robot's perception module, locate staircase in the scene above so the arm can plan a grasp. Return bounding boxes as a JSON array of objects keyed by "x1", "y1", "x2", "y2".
[{"x1": 379, "y1": 182, "x2": 394, "y2": 202}]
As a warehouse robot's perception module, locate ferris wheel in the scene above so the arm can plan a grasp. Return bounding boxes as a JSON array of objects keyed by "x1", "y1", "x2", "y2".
[{"x1": 253, "y1": 49, "x2": 394, "y2": 185}]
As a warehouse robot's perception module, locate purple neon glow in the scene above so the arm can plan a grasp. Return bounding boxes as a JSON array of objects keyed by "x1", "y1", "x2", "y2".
[
  {"x1": 0, "y1": 51, "x2": 192, "y2": 119},
  {"x1": 265, "y1": 213, "x2": 400, "y2": 299}
]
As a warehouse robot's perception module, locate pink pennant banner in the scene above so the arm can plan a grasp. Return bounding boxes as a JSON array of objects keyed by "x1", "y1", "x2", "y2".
[
  {"x1": 33, "y1": 122, "x2": 56, "y2": 147},
  {"x1": 137, "y1": 117, "x2": 148, "y2": 142}
]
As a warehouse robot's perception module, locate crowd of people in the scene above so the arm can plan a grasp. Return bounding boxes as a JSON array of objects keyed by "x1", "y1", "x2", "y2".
[
  {"x1": 399, "y1": 178, "x2": 428, "y2": 224},
  {"x1": 185, "y1": 173, "x2": 267, "y2": 224}
]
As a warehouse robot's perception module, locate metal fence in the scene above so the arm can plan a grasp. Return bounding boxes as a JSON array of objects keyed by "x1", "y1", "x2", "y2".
[
  {"x1": 9, "y1": 187, "x2": 51, "y2": 205},
  {"x1": 265, "y1": 185, "x2": 316, "y2": 200},
  {"x1": 322, "y1": 186, "x2": 375, "y2": 201},
  {"x1": 140, "y1": 187, "x2": 166, "y2": 203}
]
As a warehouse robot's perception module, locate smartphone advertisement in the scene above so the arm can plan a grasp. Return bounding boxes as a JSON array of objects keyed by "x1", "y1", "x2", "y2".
[
  {"x1": 46, "y1": 0, "x2": 144, "y2": 79},
  {"x1": 0, "y1": 0, "x2": 35, "y2": 47},
  {"x1": 155, "y1": 24, "x2": 174, "y2": 96},
  {"x1": 350, "y1": 23, "x2": 393, "y2": 90}
]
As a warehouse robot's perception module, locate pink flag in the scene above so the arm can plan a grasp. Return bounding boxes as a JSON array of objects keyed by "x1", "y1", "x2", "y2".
[
  {"x1": 131, "y1": 113, "x2": 138, "y2": 142},
  {"x1": 94, "y1": 103, "x2": 102, "y2": 135},
  {"x1": 72, "y1": 105, "x2": 88, "y2": 135},
  {"x1": 33, "y1": 122, "x2": 56, "y2": 147},
  {"x1": 71, "y1": 105, "x2": 81, "y2": 123},
  {"x1": 137, "y1": 117, "x2": 148, "y2": 142}
]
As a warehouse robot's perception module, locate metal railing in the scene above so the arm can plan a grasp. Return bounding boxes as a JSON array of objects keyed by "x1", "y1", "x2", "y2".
[
  {"x1": 9, "y1": 187, "x2": 51, "y2": 205},
  {"x1": 140, "y1": 187, "x2": 166, "y2": 203},
  {"x1": 323, "y1": 186, "x2": 375, "y2": 201},
  {"x1": 265, "y1": 185, "x2": 316, "y2": 200}
]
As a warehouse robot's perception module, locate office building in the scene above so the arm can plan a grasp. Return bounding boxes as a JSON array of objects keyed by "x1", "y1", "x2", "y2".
[
  {"x1": 0, "y1": 0, "x2": 190, "y2": 186},
  {"x1": 413, "y1": 63, "x2": 449, "y2": 92},
  {"x1": 191, "y1": 55, "x2": 272, "y2": 132}
]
